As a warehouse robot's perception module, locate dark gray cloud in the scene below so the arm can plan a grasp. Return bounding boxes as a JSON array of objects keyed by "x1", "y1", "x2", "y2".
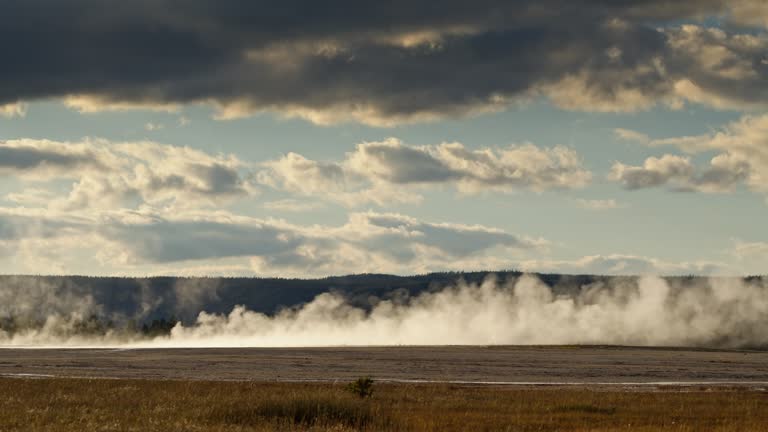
[
  {"x1": 0, "y1": 148, "x2": 84, "y2": 171},
  {"x1": 103, "y1": 218, "x2": 302, "y2": 263},
  {"x1": 0, "y1": 207, "x2": 542, "y2": 275},
  {"x1": 0, "y1": 0, "x2": 763, "y2": 124},
  {"x1": 0, "y1": 140, "x2": 105, "y2": 176},
  {"x1": 0, "y1": 210, "x2": 83, "y2": 241},
  {"x1": 356, "y1": 212, "x2": 534, "y2": 257},
  {"x1": 105, "y1": 210, "x2": 541, "y2": 266}
]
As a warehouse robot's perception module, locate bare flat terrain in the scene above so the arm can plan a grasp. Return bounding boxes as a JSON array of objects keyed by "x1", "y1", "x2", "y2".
[{"x1": 1, "y1": 346, "x2": 767, "y2": 386}]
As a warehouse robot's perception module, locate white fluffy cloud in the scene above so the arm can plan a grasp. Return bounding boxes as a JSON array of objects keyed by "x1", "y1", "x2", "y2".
[
  {"x1": 652, "y1": 114, "x2": 768, "y2": 193},
  {"x1": 257, "y1": 151, "x2": 395, "y2": 206},
  {"x1": 0, "y1": 139, "x2": 255, "y2": 210},
  {"x1": 613, "y1": 114, "x2": 768, "y2": 195},
  {"x1": 609, "y1": 153, "x2": 750, "y2": 193},
  {"x1": 259, "y1": 138, "x2": 591, "y2": 205},
  {"x1": 3, "y1": 136, "x2": 590, "y2": 217}
]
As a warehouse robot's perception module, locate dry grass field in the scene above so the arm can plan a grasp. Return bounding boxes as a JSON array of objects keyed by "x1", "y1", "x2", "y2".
[{"x1": 1, "y1": 377, "x2": 768, "y2": 431}]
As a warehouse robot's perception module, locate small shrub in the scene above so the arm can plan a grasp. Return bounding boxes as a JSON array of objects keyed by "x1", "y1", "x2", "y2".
[{"x1": 347, "y1": 377, "x2": 375, "y2": 399}]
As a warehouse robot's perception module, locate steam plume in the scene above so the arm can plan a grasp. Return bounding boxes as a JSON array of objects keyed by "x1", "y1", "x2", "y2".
[{"x1": 1, "y1": 275, "x2": 766, "y2": 349}]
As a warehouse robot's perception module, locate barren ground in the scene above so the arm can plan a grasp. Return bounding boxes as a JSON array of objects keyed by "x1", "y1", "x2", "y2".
[{"x1": 1, "y1": 345, "x2": 768, "y2": 387}]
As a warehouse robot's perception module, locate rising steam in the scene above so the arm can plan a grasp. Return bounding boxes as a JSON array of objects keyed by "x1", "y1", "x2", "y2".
[{"x1": 1, "y1": 275, "x2": 767, "y2": 348}]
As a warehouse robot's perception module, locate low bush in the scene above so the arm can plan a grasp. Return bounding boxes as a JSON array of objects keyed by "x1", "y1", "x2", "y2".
[{"x1": 347, "y1": 376, "x2": 375, "y2": 399}]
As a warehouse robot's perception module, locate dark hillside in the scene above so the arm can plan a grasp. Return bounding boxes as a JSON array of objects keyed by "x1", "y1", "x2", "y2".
[{"x1": 0, "y1": 272, "x2": 761, "y2": 326}]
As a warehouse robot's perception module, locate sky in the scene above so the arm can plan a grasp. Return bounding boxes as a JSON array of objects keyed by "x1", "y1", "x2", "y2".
[{"x1": 0, "y1": 0, "x2": 767, "y2": 277}]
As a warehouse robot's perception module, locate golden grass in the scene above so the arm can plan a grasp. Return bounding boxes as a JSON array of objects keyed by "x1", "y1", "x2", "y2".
[{"x1": 0, "y1": 378, "x2": 767, "y2": 431}]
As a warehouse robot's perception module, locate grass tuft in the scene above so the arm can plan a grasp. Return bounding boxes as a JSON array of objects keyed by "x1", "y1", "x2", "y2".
[
  {"x1": 555, "y1": 404, "x2": 617, "y2": 415},
  {"x1": 209, "y1": 396, "x2": 386, "y2": 429}
]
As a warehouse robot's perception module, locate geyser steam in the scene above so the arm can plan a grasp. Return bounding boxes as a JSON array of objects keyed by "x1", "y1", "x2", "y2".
[{"x1": 1, "y1": 275, "x2": 767, "y2": 348}]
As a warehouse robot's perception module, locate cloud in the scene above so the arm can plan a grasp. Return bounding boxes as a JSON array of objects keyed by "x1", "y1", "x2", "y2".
[
  {"x1": 250, "y1": 211, "x2": 547, "y2": 277},
  {"x1": 727, "y1": 0, "x2": 768, "y2": 28},
  {"x1": 615, "y1": 114, "x2": 768, "y2": 195},
  {"x1": 518, "y1": 254, "x2": 728, "y2": 276},
  {"x1": 0, "y1": 207, "x2": 96, "y2": 272},
  {"x1": 3, "y1": 136, "x2": 588, "y2": 211},
  {"x1": 259, "y1": 138, "x2": 591, "y2": 205},
  {"x1": 115, "y1": 209, "x2": 545, "y2": 276},
  {"x1": 98, "y1": 211, "x2": 303, "y2": 265},
  {"x1": 732, "y1": 240, "x2": 768, "y2": 260},
  {"x1": 0, "y1": 102, "x2": 26, "y2": 118},
  {"x1": 727, "y1": 239, "x2": 768, "y2": 275},
  {"x1": 4, "y1": 188, "x2": 57, "y2": 206},
  {"x1": 543, "y1": 65, "x2": 670, "y2": 114},
  {"x1": 348, "y1": 139, "x2": 592, "y2": 191},
  {"x1": 614, "y1": 128, "x2": 650, "y2": 144},
  {"x1": 263, "y1": 199, "x2": 324, "y2": 212},
  {"x1": 609, "y1": 153, "x2": 750, "y2": 193},
  {"x1": 0, "y1": 206, "x2": 545, "y2": 276},
  {"x1": 0, "y1": 139, "x2": 255, "y2": 209},
  {"x1": 730, "y1": 240, "x2": 768, "y2": 274},
  {"x1": 665, "y1": 26, "x2": 768, "y2": 110},
  {"x1": 652, "y1": 115, "x2": 768, "y2": 193},
  {"x1": 257, "y1": 150, "x2": 420, "y2": 206},
  {"x1": 144, "y1": 122, "x2": 165, "y2": 131},
  {"x1": 63, "y1": 95, "x2": 179, "y2": 114},
  {"x1": 575, "y1": 199, "x2": 624, "y2": 210},
  {"x1": 0, "y1": 202, "x2": 744, "y2": 277},
  {"x1": 0, "y1": 2, "x2": 765, "y2": 125},
  {"x1": 0, "y1": 139, "x2": 110, "y2": 179},
  {"x1": 258, "y1": 152, "x2": 355, "y2": 199}
]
